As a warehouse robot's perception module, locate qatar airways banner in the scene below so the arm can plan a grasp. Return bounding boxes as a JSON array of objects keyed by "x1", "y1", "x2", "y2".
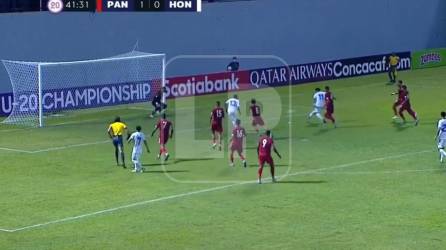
[
  {"x1": 249, "y1": 51, "x2": 411, "y2": 88},
  {"x1": 0, "y1": 81, "x2": 153, "y2": 116}
]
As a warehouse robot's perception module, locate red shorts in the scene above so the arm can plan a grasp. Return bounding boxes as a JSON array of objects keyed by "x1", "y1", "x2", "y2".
[
  {"x1": 399, "y1": 104, "x2": 412, "y2": 112},
  {"x1": 230, "y1": 144, "x2": 243, "y2": 154},
  {"x1": 158, "y1": 137, "x2": 169, "y2": 145},
  {"x1": 326, "y1": 105, "x2": 334, "y2": 114},
  {"x1": 393, "y1": 100, "x2": 402, "y2": 106},
  {"x1": 252, "y1": 116, "x2": 265, "y2": 126},
  {"x1": 258, "y1": 155, "x2": 274, "y2": 167},
  {"x1": 211, "y1": 123, "x2": 223, "y2": 133}
]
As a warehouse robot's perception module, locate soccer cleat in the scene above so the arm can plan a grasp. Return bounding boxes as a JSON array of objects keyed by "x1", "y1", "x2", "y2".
[
  {"x1": 229, "y1": 162, "x2": 234, "y2": 167},
  {"x1": 257, "y1": 178, "x2": 262, "y2": 184},
  {"x1": 272, "y1": 177, "x2": 277, "y2": 183},
  {"x1": 415, "y1": 119, "x2": 419, "y2": 126},
  {"x1": 212, "y1": 143, "x2": 216, "y2": 149},
  {"x1": 392, "y1": 116, "x2": 399, "y2": 120},
  {"x1": 157, "y1": 154, "x2": 161, "y2": 160},
  {"x1": 164, "y1": 153, "x2": 170, "y2": 161},
  {"x1": 131, "y1": 169, "x2": 137, "y2": 173},
  {"x1": 122, "y1": 164, "x2": 127, "y2": 169}
]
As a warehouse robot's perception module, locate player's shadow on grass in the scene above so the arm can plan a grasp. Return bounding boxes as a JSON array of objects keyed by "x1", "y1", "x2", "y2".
[
  {"x1": 142, "y1": 163, "x2": 171, "y2": 167},
  {"x1": 312, "y1": 128, "x2": 332, "y2": 136},
  {"x1": 248, "y1": 164, "x2": 288, "y2": 168},
  {"x1": 174, "y1": 158, "x2": 215, "y2": 164},
  {"x1": 392, "y1": 122, "x2": 411, "y2": 131},
  {"x1": 277, "y1": 180, "x2": 327, "y2": 184},
  {"x1": 142, "y1": 170, "x2": 189, "y2": 174},
  {"x1": 272, "y1": 136, "x2": 289, "y2": 141},
  {"x1": 306, "y1": 122, "x2": 322, "y2": 128}
]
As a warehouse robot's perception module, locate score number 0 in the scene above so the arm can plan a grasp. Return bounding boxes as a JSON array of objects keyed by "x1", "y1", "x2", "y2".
[{"x1": 48, "y1": 0, "x2": 64, "y2": 13}]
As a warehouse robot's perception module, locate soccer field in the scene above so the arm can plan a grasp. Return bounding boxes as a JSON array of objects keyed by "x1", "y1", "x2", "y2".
[{"x1": 1, "y1": 67, "x2": 446, "y2": 249}]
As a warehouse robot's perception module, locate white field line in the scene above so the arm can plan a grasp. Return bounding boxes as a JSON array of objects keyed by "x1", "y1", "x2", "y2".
[
  {"x1": 0, "y1": 149, "x2": 432, "y2": 233},
  {"x1": 0, "y1": 147, "x2": 33, "y2": 153},
  {"x1": 299, "y1": 168, "x2": 441, "y2": 175}
]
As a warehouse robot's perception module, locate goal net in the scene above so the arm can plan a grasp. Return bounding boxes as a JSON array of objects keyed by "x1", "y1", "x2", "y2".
[{"x1": 1, "y1": 51, "x2": 165, "y2": 127}]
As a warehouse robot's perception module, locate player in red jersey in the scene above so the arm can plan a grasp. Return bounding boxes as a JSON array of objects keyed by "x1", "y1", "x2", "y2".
[
  {"x1": 324, "y1": 86, "x2": 336, "y2": 127},
  {"x1": 250, "y1": 99, "x2": 265, "y2": 133},
  {"x1": 229, "y1": 119, "x2": 247, "y2": 168},
  {"x1": 391, "y1": 80, "x2": 404, "y2": 119},
  {"x1": 151, "y1": 113, "x2": 174, "y2": 161},
  {"x1": 398, "y1": 85, "x2": 419, "y2": 126},
  {"x1": 257, "y1": 130, "x2": 281, "y2": 184},
  {"x1": 210, "y1": 101, "x2": 225, "y2": 151}
]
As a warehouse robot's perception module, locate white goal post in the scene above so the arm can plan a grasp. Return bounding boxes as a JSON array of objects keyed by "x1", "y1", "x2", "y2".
[{"x1": 2, "y1": 51, "x2": 166, "y2": 127}]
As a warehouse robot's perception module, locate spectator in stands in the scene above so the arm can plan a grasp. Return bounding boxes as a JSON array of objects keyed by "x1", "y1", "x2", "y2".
[{"x1": 227, "y1": 57, "x2": 239, "y2": 72}]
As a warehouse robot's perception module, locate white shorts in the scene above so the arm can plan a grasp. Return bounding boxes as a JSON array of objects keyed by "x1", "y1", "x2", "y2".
[
  {"x1": 228, "y1": 112, "x2": 238, "y2": 122},
  {"x1": 132, "y1": 150, "x2": 142, "y2": 164},
  {"x1": 438, "y1": 139, "x2": 446, "y2": 149},
  {"x1": 312, "y1": 106, "x2": 323, "y2": 114}
]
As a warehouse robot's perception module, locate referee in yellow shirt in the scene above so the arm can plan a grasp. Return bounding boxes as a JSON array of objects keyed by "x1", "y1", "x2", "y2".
[
  {"x1": 107, "y1": 116, "x2": 129, "y2": 168},
  {"x1": 388, "y1": 53, "x2": 400, "y2": 83}
]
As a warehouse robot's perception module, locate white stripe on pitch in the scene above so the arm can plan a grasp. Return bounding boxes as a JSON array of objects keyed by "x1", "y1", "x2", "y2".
[{"x1": 0, "y1": 149, "x2": 432, "y2": 233}]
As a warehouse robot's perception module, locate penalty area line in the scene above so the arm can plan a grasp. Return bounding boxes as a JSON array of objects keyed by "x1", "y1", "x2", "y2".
[
  {"x1": 0, "y1": 147, "x2": 33, "y2": 153},
  {"x1": 29, "y1": 140, "x2": 110, "y2": 154},
  {"x1": 0, "y1": 149, "x2": 432, "y2": 233}
]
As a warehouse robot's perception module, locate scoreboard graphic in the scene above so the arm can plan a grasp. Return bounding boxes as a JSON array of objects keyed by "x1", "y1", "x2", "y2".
[{"x1": 44, "y1": 0, "x2": 202, "y2": 13}]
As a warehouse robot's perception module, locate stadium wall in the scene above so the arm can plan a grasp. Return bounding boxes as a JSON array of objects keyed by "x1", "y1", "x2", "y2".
[{"x1": 0, "y1": 0, "x2": 445, "y2": 94}]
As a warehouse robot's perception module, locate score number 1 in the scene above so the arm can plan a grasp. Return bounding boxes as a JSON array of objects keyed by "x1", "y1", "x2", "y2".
[{"x1": 137, "y1": 0, "x2": 164, "y2": 11}]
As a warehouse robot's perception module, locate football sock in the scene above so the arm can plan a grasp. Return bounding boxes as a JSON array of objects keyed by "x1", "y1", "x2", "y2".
[
  {"x1": 308, "y1": 111, "x2": 316, "y2": 118},
  {"x1": 258, "y1": 166, "x2": 264, "y2": 178},
  {"x1": 270, "y1": 166, "x2": 275, "y2": 178},
  {"x1": 115, "y1": 149, "x2": 119, "y2": 165},
  {"x1": 240, "y1": 154, "x2": 245, "y2": 161},
  {"x1": 409, "y1": 111, "x2": 417, "y2": 120}
]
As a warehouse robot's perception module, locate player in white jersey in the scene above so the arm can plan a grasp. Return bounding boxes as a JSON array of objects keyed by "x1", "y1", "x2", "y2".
[
  {"x1": 435, "y1": 112, "x2": 446, "y2": 163},
  {"x1": 308, "y1": 88, "x2": 326, "y2": 123},
  {"x1": 226, "y1": 94, "x2": 241, "y2": 126},
  {"x1": 128, "y1": 126, "x2": 150, "y2": 173}
]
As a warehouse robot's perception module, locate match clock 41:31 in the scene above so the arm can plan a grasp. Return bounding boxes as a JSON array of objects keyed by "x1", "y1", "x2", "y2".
[{"x1": 47, "y1": 0, "x2": 95, "y2": 13}]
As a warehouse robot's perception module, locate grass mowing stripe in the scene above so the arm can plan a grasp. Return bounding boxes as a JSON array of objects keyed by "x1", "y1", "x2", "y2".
[
  {"x1": 29, "y1": 140, "x2": 110, "y2": 154},
  {"x1": 0, "y1": 149, "x2": 431, "y2": 233},
  {"x1": 0, "y1": 111, "x2": 305, "y2": 154}
]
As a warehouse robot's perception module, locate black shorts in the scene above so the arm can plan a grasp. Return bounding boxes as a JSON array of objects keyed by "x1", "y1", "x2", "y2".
[
  {"x1": 112, "y1": 136, "x2": 123, "y2": 147},
  {"x1": 389, "y1": 65, "x2": 397, "y2": 72}
]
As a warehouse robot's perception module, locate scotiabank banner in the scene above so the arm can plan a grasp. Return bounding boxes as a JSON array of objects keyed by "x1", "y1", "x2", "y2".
[
  {"x1": 0, "y1": 52, "x2": 411, "y2": 116},
  {"x1": 165, "y1": 71, "x2": 251, "y2": 99},
  {"x1": 249, "y1": 51, "x2": 411, "y2": 88}
]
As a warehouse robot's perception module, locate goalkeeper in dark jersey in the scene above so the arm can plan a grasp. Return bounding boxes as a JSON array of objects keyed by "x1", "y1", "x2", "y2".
[{"x1": 150, "y1": 88, "x2": 167, "y2": 118}]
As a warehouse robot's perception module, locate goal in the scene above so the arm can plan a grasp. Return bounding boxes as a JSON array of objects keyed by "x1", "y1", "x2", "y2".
[{"x1": 2, "y1": 51, "x2": 165, "y2": 127}]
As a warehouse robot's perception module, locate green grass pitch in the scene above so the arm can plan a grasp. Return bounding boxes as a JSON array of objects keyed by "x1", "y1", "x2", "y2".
[{"x1": 1, "y1": 67, "x2": 446, "y2": 249}]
